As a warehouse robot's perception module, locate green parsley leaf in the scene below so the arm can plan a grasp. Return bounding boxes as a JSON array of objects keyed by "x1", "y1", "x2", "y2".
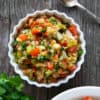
[
  {"x1": 0, "y1": 86, "x2": 6, "y2": 95},
  {"x1": 9, "y1": 76, "x2": 24, "y2": 91},
  {"x1": 49, "y1": 17, "x2": 57, "y2": 24},
  {"x1": 0, "y1": 97, "x2": 3, "y2": 100}
]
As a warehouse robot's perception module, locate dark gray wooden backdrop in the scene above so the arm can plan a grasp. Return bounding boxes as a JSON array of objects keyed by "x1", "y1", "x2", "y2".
[{"x1": 0, "y1": 0, "x2": 100, "y2": 100}]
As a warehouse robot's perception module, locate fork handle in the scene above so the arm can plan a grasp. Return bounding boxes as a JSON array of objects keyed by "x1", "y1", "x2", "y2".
[{"x1": 76, "y1": 2, "x2": 100, "y2": 24}]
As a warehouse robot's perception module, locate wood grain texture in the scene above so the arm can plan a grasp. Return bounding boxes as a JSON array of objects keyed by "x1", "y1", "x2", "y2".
[
  {"x1": 0, "y1": 0, "x2": 9, "y2": 73},
  {"x1": 0, "y1": 0, "x2": 100, "y2": 100}
]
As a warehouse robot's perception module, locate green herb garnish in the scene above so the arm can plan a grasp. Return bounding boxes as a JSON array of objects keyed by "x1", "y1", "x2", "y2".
[
  {"x1": 49, "y1": 17, "x2": 57, "y2": 24},
  {"x1": 78, "y1": 48, "x2": 83, "y2": 57},
  {"x1": 20, "y1": 42, "x2": 26, "y2": 50},
  {"x1": 0, "y1": 73, "x2": 35, "y2": 100},
  {"x1": 37, "y1": 55, "x2": 50, "y2": 62}
]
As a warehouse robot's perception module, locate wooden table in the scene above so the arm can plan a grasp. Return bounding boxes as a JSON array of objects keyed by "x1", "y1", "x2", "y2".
[{"x1": 0, "y1": 0, "x2": 100, "y2": 100}]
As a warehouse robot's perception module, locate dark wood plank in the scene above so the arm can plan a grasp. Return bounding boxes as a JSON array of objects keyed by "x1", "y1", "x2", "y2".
[
  {"x1": 94, "y1": 0, "x2": 100, "y2": 86},
  {"x1": 0, "y1": 0, "x2": 9, "y2": 73}
]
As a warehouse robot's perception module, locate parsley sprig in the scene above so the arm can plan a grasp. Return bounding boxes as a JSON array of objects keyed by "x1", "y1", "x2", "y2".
[{"x1": 0, "y1": 73, "x2": 35, "y2": 100}]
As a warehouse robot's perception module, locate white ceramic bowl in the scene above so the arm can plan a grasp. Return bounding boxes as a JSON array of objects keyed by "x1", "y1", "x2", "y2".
[
  {"x1": 52, "y1": 86, "x2": 100, "y2": 100},
  {"x1": 8, "y1": 9, "x2": 86, "y2": 88}
]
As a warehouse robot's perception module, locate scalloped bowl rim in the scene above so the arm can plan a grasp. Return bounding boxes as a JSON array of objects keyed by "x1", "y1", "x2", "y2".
[
  {"x1": 52, "y1": 86, "x2": 100, "y2": 100},
  {"x1": 8, "y1": 9, "x2": 86, "y2": 88}
]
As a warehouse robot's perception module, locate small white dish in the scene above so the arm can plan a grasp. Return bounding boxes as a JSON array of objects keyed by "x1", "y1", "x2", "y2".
[
  {"x1": 52, "y1": 86, "x2": 100, "y2": 100},
  {"x1": 8, "y1": 9, "x2": 86, "y2": 88}
]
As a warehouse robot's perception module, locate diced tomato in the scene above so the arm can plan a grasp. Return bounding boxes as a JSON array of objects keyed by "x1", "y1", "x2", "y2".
[
  {"x1": 58, "y1": 68, "x2": 68, "y2": 78},
  {"x1": 31, "y1": 21, "x2": 39, "y2": 28},
  {"x1": 17, "y1": 27, "x2": 22, "y2": 33},
  {"x1": 32, "y1": 28, "x2": 40, "y2": 35},
  {"x1": 47, "y1": 62, "x2": 54, "y2": 70},
  {"x1": 69, "y1": 25, "x2": 79, "y2": 36},
  {"x1": 62, "y1": 59, "x2": 67, "y2": 65},
  {"x1": 83, "y1": 96, "x2": 93, "y2": 100},
  {"x1": 32, "y1": 68, "x2": 37, "y2": 73},
  {"x1": 61, "y1": 41, "x2": 67, "y2": 47},
  {"x1": 30, "y1": 48, "x2": 40, "y2": 57},
  {"x1": 51, "y1": 78, "x2": 57, "y2": 83},
  {"x1": 18, "y1": 34, "x2": 28, "y2": 41},
  {"x1": 44, "y1": 32, "x2": 48, "y2": 36},
  {"x1": 60, "y1": 72, "x2": 68, "y2": 78},
  {"x1": 62, "y1": 58, "x2": 67, "y2": 62},
  {"x1": 24, "y1": 69, "x2": 31, "y2": 75},
  {"x1": 68, "y1": 45, "x2": 77, "y2": 53},
  {"x1": 67, "y1": 65, "x2": 77, "y2": 72}
]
